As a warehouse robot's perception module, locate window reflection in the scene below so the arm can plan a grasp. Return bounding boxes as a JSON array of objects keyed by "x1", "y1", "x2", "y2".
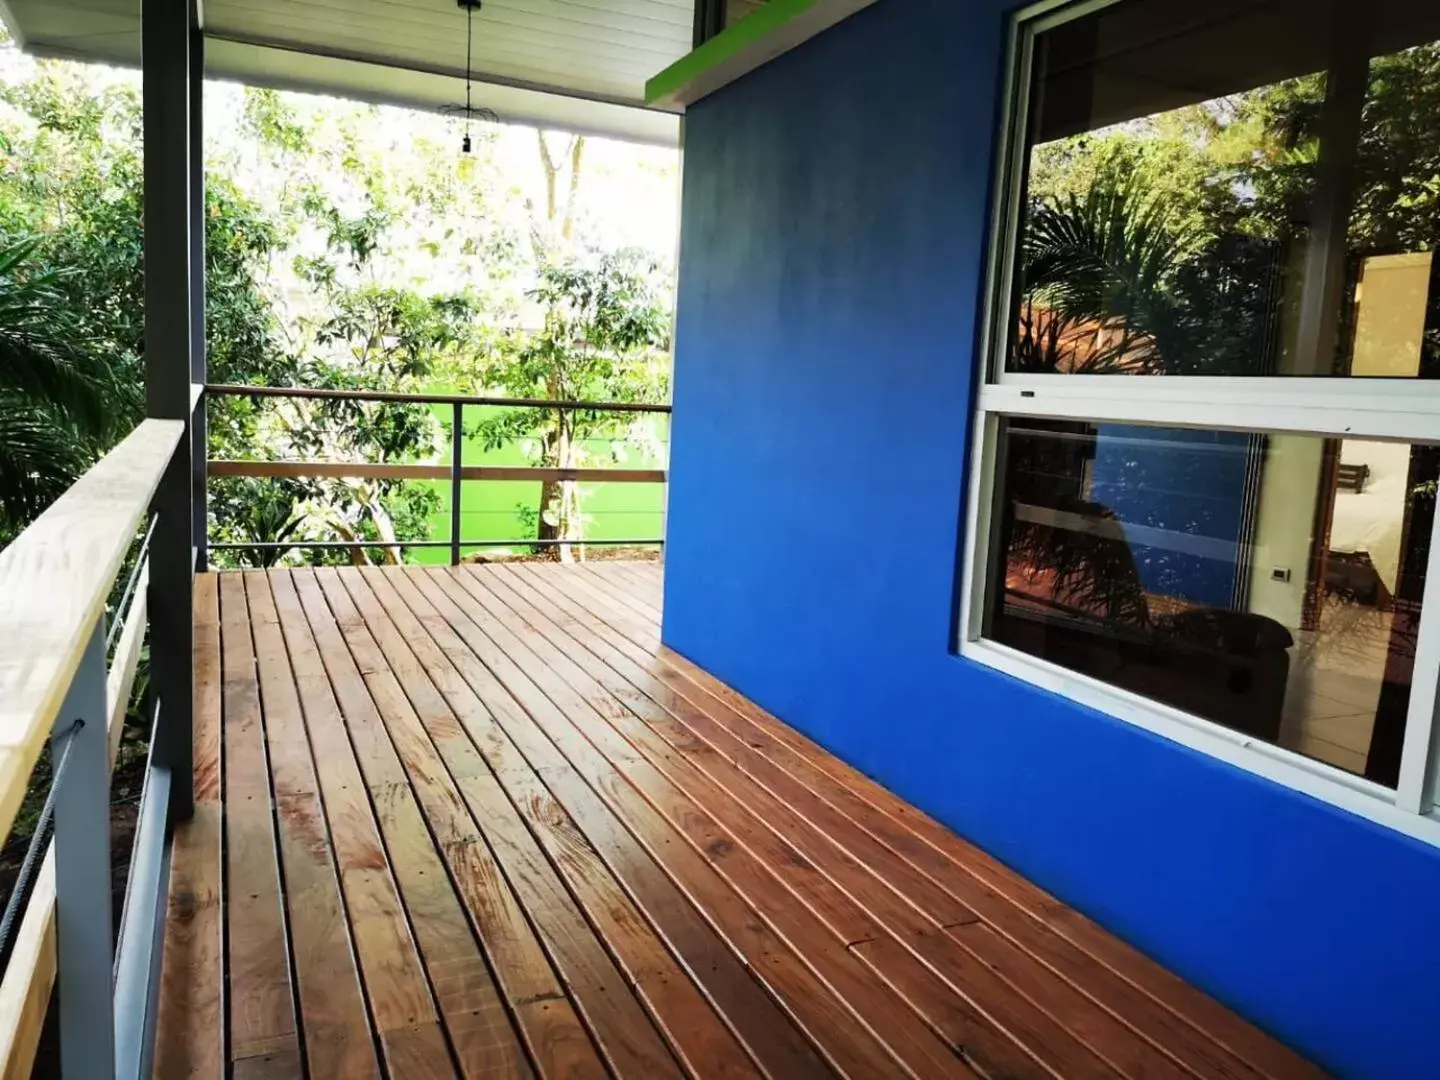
[
  {"x1": 1008, "y1": 0, "x2": 1440, "y2": 378},
  {"x1": 985, "y1": 419, "x2": 1438, "y2": 785}
]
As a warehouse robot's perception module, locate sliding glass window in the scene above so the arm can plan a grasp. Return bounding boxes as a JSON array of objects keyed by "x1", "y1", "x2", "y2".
[{"x1": 962, "y1": 0, "x2": 1440, "y2": 840}]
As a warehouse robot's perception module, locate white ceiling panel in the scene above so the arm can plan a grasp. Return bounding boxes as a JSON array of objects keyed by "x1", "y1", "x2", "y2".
[{"x1": 0, "y1": 0, "x2": 687, "y2": 144}]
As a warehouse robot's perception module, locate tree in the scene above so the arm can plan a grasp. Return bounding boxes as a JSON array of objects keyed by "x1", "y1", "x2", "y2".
[
  {"x1": 466, "y1": 251, "x2": 670, "y2": 556},
  {"x1": 208, "y1": 190, "x2": 491, "y2": 565},
  {"x1": 0, "y1": 42, "x2": 677, "y2": 565},
  {"x1": 0, "y1": 237, "x2": 126, "y2": 537}
]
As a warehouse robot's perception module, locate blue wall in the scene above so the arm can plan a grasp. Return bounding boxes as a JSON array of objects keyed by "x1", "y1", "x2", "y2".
[{"x1": 662, "y1": 1, "x2": 1440, "y2": 1075}]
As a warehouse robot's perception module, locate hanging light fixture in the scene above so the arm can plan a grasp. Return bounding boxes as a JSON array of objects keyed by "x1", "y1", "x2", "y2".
[{"x1": 449, "y1": 0, "x2": 498, "y2": 154}]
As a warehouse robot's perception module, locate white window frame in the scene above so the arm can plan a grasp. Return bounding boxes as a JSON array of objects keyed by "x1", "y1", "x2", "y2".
[{"x1": 957, "y1": 0, "x2": 1440, "y2": 846}]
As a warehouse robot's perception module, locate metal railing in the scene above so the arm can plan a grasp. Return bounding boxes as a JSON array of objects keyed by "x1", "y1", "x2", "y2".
[
  {"x1": 203, "y1": 384, "x2": 673, "y2": 564},
  {"x1": 0, "y1": 420, "x2": 187, "y2": 1079}
]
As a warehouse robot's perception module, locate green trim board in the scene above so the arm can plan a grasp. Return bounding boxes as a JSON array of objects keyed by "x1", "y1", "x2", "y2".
[{"x1": 645, "y1": 0, "x2": 881, "y2": 109}]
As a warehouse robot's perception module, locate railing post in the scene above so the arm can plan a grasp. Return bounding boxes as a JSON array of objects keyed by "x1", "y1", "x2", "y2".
[
  {"x1": 451, "y1": 401, "x2": 464, "y2": 566},
  {"x1": 51, "y1": 622, "x2": 115, "y2": 1079},
  {"x1": 144, "y1": 0, "x2": 196, "y2": 824}
]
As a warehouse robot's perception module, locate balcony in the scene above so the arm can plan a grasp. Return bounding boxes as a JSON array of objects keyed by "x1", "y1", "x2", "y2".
[
  {"x1": 0, "y1": 0, "x2": 1341, "y2": 1075},
  {"x1": 150, "y1": 558, "x2": 1319, "y2": 1080}
]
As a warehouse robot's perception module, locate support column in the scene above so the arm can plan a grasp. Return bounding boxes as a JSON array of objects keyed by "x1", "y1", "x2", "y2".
[
  {"x1": 190, "y1": 20, "x2": 208, "y2": 571},
  {"x1": 143, "y1": 0, "x2": 196, "y2": 824}
]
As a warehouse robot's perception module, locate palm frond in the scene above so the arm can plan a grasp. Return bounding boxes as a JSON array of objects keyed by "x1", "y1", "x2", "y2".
[
  {"x1": 0, "y1": 236, "x2": 116, "y2": 436},
  {"x1": 1019, "y1": 179, "x2": 1201, "y2": 372},
  {"x1": 0, "y1": 402, "x2": 95, "y2": 539}
]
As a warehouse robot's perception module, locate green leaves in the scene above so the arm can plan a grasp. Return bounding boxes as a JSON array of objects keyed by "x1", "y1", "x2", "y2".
[
  {"x1": 1017, "y1": 179, "x2": 1199, "y2": 374},
  {"x1": 0, "y1": 233, "x2": 135, "y2": 537}
]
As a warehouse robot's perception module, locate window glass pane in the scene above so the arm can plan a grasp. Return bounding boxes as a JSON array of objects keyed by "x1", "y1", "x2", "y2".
[
  {"x1": 1007, "y1": 0, "x2": 1440, "y2": 377},
  {"x1": 983, "y1": 418, "x2": 1439, "y2": 784}
]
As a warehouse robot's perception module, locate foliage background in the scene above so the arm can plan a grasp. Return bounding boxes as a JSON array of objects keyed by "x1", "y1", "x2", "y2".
[{"x1": 0, "y1": 38, "x2": 679, "y2": 557}]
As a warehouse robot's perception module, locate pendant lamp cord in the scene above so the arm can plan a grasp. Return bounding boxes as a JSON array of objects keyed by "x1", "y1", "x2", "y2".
[{"x1": 463, "y1": 3, "x2": 474, "y2": 152}]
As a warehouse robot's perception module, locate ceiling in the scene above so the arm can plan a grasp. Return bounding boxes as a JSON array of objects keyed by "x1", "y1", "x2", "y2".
[{"x1": 0, "y1": 0, "x2": 688, "y2": 144}]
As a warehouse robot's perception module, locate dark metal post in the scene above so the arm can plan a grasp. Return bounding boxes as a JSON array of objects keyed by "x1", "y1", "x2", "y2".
[
  {"x1": 451, "y1": 401, "x2": 464, "y2": 565},
  {"x1": 189, "y1": 19, "x2": 208, "y2": 571},
  {"x1": 52, "y1": 623, "x2": 115, "y2": 1078},
  {"x1": 143, "y1": 0, "x2": 196, "y2": 824},
  {"x1": 693, "y1": 0, "x2": 726, "y2": 45}
]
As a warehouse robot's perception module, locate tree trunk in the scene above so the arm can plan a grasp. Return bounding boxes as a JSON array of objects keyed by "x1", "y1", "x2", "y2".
[
  {"x1": 531, "y1": 133, "x2": 588, "y2": 561},
  {"x1": 536, "y1": 412, "x2": 578, "y2": 560}
]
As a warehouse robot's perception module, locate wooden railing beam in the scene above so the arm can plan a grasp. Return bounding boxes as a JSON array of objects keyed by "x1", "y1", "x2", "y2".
[{"x1": 0, "y1": 421, "x2": 181, "y2": 850}]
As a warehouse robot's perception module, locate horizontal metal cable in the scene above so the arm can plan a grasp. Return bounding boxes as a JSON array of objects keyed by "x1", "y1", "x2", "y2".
[
  {"x1": 108, "y1": 514, "x2": 158, "y2": 655},
  {"x1": 208, "y1": 537, "x2": 664, "y2": 550}
]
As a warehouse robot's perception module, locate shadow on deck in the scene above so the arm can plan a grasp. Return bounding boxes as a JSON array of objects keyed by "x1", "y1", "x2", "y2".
[{"x1": 155, "y1": 561, "x2": 1323, "y2": 1080}]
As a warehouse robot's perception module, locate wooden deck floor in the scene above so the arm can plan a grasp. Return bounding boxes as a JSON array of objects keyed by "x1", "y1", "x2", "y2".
[{"x1": 155, "y1": 562, "x2": 1324, "y2": 1080}]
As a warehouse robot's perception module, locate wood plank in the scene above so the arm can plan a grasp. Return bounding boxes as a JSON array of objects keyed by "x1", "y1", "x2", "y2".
[
  {"x1": 0, "y1": 857, "x2": 53, "y2": 1080},
  {"x1": 0, "y1": 420, "x2": 181, "y2": 850},
  {"x1": 531, "y1": 571, "x2": 1207, "y2": 1078},
  {"x1": 367, "y1": 784, "x2": 542, "y2": 1080},
  {"x1": 219, "y1": 572, "x2": 302, "y2": 1074},
  {"x1": 474, "y1": 570, "x2": 891, "y2": 944},
  {"x1": 542, "y1": 569, "x2": 1321, "y2": 1080},
  {"x1": 421, "y1": 568, "x2": 975, "y2": 1080},
  {"x1": 526, "y1": 562, "x2": 663, "y2": 654},
  {"x1": 283, "y1": 566, "x2": 578, "y2": 1079},
  {"x1": 171, "y1": 563, "x2": 1324, "y2": 1080},
  {"x1": 156, "y1": 804, "x2": 225, "y2": 1080},
  {"x1": 470, "y1": 567, "x2": 1131, "y2": 1080},
  {"x1": 343, "y1": 567, "x2": 763, "y2": 1080},
  {"x1": 245, "y1": 572, "x2": 382, "y2": 1079},
  {"x1": 156, "y1": 572, "x2": 225, "y2": 1080},
  {"x1": 193, "y1": 573, "x2": 224, "y2": 802},
  {"x1": 315, "y1": 568, "x2": 685, "y2": 1080},
  {"x1": 367, "y1": 567, "x2": 836, "y2": 1080},
  {"x1": 272, "y1": 569, "x2": 521, "y2": 1080},
  {"x1": 273, "y1": 571, "x2": 447, "y2": 1071}
]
